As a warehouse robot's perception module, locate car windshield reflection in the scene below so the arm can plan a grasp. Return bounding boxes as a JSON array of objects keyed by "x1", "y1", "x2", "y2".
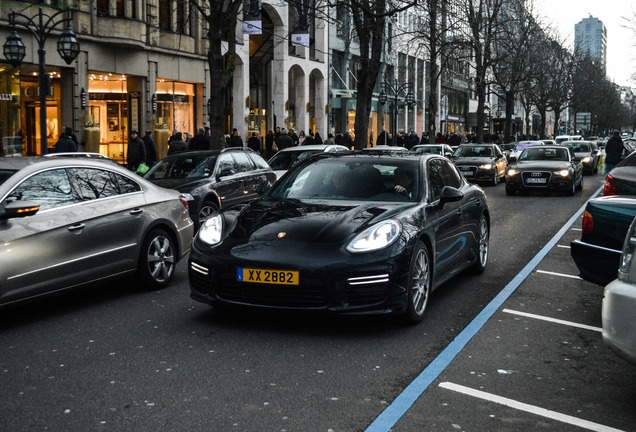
[
  {"x1": 265, "y1": 159, "x2": 421, "y2": 202},
  {"x1": 520, "y1": 147, "x2": 569, "y2": 161},
  {"x1": 454, "y1": 146, "x2": 492, "y2": 157},
  {"x1": 268, "y1": 150, "x2": 322, "y2": 170},
  {"x1": 145, "y1": 155, "x2": 217, "y2": 180}
]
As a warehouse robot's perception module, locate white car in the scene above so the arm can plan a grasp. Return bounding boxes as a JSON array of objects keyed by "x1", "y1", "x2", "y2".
[
  {"x1": 268, "y1": 144, "x2": 349, "y2": 180},
  {"x1": 602, "y1": 216, "x2": 636, "y2": 364},
  {"x1": 555, "y1": 135, "x2": 583, "y2": 145}
]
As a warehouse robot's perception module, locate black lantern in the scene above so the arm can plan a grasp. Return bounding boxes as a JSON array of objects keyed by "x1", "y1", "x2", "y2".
[
  {"x1": 80, "y1": 87, "x2": 87, "y2": 108},
  {"x1": 57, "y1": 26, "x2": 80, "y2": 65},
  {"x1": 406, "y1": 88, "x2": 415, "y2": 106},
  {"x1": 3, "y1": 31, "x2": 26, "y2": 68},
  {"x1": 378, "y1": 89, "x2": 387, "y2": 105}
]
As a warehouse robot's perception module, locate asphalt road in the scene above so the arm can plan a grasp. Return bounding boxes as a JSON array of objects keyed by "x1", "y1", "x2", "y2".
[{"x1": 1, "y1": 172, "x2": 634, "y2": 432}]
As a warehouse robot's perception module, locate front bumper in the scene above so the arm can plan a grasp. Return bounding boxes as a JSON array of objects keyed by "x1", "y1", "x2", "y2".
[
  {"x1": 602, "y1": 278, "x2": 636, "y2": 365},
  {"x1": 456, "y1": 165, "x2": 495, "y2": 182},
  {"x1": 188, "y1": 242, "x2": 412, "y2": 315},
  {"x1": 570, "y1": 239, "x2": 621, "y2": 286},
  {"x1": 505, "y1": 171, "x2": 573, "y2": 192}
]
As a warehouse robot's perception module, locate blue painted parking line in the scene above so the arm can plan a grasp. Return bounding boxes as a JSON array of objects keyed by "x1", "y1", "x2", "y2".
[{"x1": 366, "y1": 185, "x2": 604, "y2": 432}]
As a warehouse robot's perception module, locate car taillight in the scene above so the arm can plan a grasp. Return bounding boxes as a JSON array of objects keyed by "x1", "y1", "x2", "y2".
[
  {"x1": 603, "y1": 174, "x2": 616, "y2": 196},
  {"x1": 582, "y1": 210, "x2": 593, "y2": 234},
  {"x1": 179, "y1": 195, "x2": 189, "y2": 210}
]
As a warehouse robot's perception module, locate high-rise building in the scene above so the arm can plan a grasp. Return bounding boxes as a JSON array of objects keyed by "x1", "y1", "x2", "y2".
[{"x1": 574, "y1": 15, "x2": 607, "y2": 72}]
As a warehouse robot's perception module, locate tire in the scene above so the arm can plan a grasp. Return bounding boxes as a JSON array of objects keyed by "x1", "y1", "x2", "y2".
[
  {"x1": 403, "y1": 242, "x2": 431, "y2": 324},
  {"x1": 471, "y1": 215, "x2": 489, "y2": 274},
  {"x1": 491, "y1": 173, "x2": 499, "y2": 186},
  {"x1": 576, "y1": 174, "x2": 583, "y2": 191},
  {"x1": 197, "y1": 200, "x2": 220, "y2": 230},
  {"x1": 566, "y1": 179, "x2": 576, "y2": 196},
  {"x1": 505, "y1": 185, "x2": 515, "y2": 196},
  {"x1": 138, "y1": 229, "x2": 176, "y2": 289}
]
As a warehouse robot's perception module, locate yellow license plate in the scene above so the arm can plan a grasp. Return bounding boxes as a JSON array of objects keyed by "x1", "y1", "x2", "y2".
[{"x1": 237, "y1": 268, "x2": 299, "y2": 285}]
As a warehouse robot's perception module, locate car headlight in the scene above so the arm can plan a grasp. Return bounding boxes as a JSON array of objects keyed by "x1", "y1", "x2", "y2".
[
  {"x1": 346, "y1": 219, "x2": 401, "y2": 253},
  {"x1": 581, "y1": 156, "x2": 592, "y2": 163},
  {"x1": 554, "y1": 169, "x2": 570, "y2": 177},
  {"x1": 198, "y1": 214, "x2": 223, "y2": 245},
  {"x1": 507, "y1": 169, "x2": 518, "y2": 176},
  {"x1": 480, "y1": 163, "x2": 492, "y2": 170}
]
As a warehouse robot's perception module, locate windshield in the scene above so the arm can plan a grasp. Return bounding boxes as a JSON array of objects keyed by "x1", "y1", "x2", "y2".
[
  {"x1": 453, "y1": 146, "x2": 492, "y2": 158},
  {"x1": 413, "y1": 146, "x2": 442, "y2": 154},
  {"x1": 515, "y1": 141, "x2": 541, "y2": 151},
  {"x1": 570, "y1": 142, "x2": 591, "y2": 152},
  {"x1": 0, "y1": 169, "x2": 18, "y2": 186},
  {"x1": 145, "y1": 155, "x2": 217, "y2": 180},
  {"x1": 268, "y1": 150, "x2": 322, "y2": 170},
  {"x1": 519, "y1": 147, "x2": 570, "y2": 162},
  {"x1": 265, "y1": 158, "x2": 421, "y2": 202}
]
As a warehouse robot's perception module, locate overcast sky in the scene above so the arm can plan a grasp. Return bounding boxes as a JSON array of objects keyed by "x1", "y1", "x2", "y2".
[{"x1": 534, "y1": 0, "x2": 636, "y2": 87}]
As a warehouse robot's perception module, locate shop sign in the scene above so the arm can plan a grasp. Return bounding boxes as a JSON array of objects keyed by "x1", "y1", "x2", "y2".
[
  {"x1": 89, "y1": 93, "x2": 126, "y2": 100},
  {"x1": 0, "y1": 93, "x2": 14, "y2": 101}
]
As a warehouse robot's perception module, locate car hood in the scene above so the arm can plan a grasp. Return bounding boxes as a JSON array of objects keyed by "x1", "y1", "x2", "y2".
[
  {"x1": 223, "y1": 199, "x2": 415, "y2": 248},
  {"x1": 452, "y1": 157, "x2": 494, "y2": 165},
  {"x1": 512, "y1": 160, "x2": 573, "y2": 170},
  {"x1": 147, "y1": 177, "x2": 210, "y2": 192}
]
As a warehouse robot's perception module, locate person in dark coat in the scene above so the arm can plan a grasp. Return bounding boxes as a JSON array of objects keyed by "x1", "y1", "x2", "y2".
[
  {"x1": 228, "y1": 131, "x2": 244, "y2": 148},
  {"x1": 303, "y1": 132, "x2": 315, "y2": 146},
  {"x1": 127, "y1": 130, "x2": 146, "y2": 171},
  {"x1": 247, "y1": 132, "x2": 261, "y2": 152},
  {"x1": 342, "y1": 131, "x2": 353, "y2": 149},
  {"x1": 376, "y1": 130, "x2": 390, "y2": 146},
  {"x1": 277, "y1": 129, "x2": 293, "y2": 150},
  {"x1": 604, "y1": 131, "x2": 625, "y2": 174},
  {"x1": 188, "y1": 127, "x2": 211, "y2": 151},
  {"x1": 314, "y1": 132, "x2": 323, "y2": 144},
  {"x1": 54, "y1": 127, "x2": 78, "y2": 153},
  {"x1": 142, "y1": 130, "x2": 158, "y2": 167},
  {"x1": 405, "y1": 132, "x2": 419, "y2": 150},
  {"x1": 167, "y1": 132, "x2": 187, "y2": 155},
  {"x1": 265, "y1": 129, "x2": 276, "y2": 158}
]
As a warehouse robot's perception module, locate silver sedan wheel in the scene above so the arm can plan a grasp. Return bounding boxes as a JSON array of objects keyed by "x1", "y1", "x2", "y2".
[
  {"x1": 145, "y1": 232, "x2": 175, "y2": 285},
  {"x1": 477, "y1": 217, "x2": 489, "y2": 267}
]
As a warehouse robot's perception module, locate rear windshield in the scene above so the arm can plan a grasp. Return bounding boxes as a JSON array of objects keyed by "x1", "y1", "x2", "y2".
[
  {"x1": 268, "y1": 150, "x2": 321, "y2": 170},
  {"x1": 145, "y1": 155, "x2": 217, "y2": 180}
]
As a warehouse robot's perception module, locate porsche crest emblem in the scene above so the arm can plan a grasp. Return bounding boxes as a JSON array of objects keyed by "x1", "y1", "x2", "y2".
[{"x1": 277, "y1": 232, "x2": 286, "y2": 238}]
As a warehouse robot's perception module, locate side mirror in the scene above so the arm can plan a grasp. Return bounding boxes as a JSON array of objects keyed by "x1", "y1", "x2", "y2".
[
  {"x1": 438, "y1": 186, "x2": 463, "y2": 208},
  {"x1": 0, "y1": 200, "x2": 40, "y2": 221},
  {"x1": 572, "y1": 156, "x2": 582, "y2": 163},
  {"x1": 508, "y1": 155, "x2": 517, "y2": 162}
]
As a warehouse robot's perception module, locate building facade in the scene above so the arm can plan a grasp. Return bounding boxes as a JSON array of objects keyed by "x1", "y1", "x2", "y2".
[{"x1": 574, "y1": 15, "x2": 607, "y2": 72}]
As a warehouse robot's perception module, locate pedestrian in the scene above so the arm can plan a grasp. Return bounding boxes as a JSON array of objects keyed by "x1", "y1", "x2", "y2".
[
  {"x1": 265, "y1": 129, "x2": 276, "y2": 158},
  {"x1": 228, "y1": 130, "x2": 244, "y2": 147},
  {"x1": 324, "y1": 133, "x2": 335, "y2": 145},
  {"x1": 247, "y1": 132, "x2": 261, "y2": 152},
  {"x1": 188, "y1": 127, "x2": 211, "y2": 151},
  {"x1": 298, "y1": 130, "x2": 306, "y2": 146},
  {"x1": 127, "y1": 130, "x2": 146, "y2": 171},
  {"x1": 406, "y1": 132, "x2": 419, "y2": 150},
  {"x1": 435, "y1": 133, "x2": 446, "y2": 144},
  {"x1": 334, "y1": 132, "x2": 343, "y2": 145},
  {"x1": 290, "y1": 128, "x2": 299, "y2": 146},
  {"x1": 377, "y1": 130, "x2": 390, "y2": 146},
  {"x1": 604, "y1": 130, "x2": 625, "y2": 174},
  {"x1": 54, "y1": 126, "x2": 78, "y2": 153},
  {"x1": 342, "y1": 131, "x2": 353, "y2": 149},
  {"x1": 304, "y1": 131, "x2": 315, "y2": 146},
  {"x1": 277, "y1": 128, "x2": 293, "y2": 150},
  {"x1": 167, "y1": 131, "x2": 187, "y2": 154},
  {"x1": 142, "y1": 130, "x2": 158, "y2": 167},
  {"x1": 315, "y1": 132, "x2": 323, "y2": 144}
]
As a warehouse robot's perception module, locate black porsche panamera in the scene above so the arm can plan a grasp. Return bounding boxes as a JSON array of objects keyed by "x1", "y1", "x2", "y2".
[{"x1": 188, "y1": 152, "x2": 490, "y2": 324}]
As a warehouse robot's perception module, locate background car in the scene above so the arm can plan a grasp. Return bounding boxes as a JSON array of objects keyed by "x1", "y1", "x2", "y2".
[
  {"x1": 555, "y1": 135, "x2": 583, "y2": 144},
  {"x1": 603, "y1": 149, "x2": 636, "y2": 196},
  {"x1": 410, "y1": 144, "x2": 454, "y2": 157},
  {"x1": 0, "y1": 157, "x2": 193, "y2": 307},
  {"x1": 361, "y1": 145, "x2": 409, "y2": 154},
  {"x1": 451, "y1": 143, "x2": 507, "y2": 185},
  {"x1": 567, "y1": 140, "x2": 601, "y2": 174},
  {"x1": 505, "y1": 145, "x2": 583, "y2": 196},
  {"x1": 188, "y1": 152, "x2": 490, "y2": 324},
  {"x1": 508, "y1": 140, "x2": 544, "y2": 161},
  {"x1": 571, "y1": 196, "x2": 636, "y2": 286},
  {"x1": 602, "y1": 216, "x2": 636, "y2": 364},
  {"x1": 267, "y1": 144, "x2": 349, "y2": 179},
  {"x1": 145, "y1": 148, "x2": 276, "y2": 231}
]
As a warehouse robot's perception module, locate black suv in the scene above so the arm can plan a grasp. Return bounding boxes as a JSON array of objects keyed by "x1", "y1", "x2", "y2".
[{"x1": 145, "y1": 148, "x2": 276, "y2": 230}]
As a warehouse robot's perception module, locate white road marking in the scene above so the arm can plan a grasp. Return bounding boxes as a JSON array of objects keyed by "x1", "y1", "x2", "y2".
[
  {"x1": 557, "y1": 244, "x2": 571, "y2": 249},
  {"x1": 503, "y1": 309, "x2": 602, "y2": 332},
  {"x1": 571, "y1": 228, "x2": 583, "y2": 231},
  {"x1": 439, "y1": 382, "x2": 625, "y2": 432},
  {"x1": 536, "y1": 269, "x2": 581, "y2": 279}
]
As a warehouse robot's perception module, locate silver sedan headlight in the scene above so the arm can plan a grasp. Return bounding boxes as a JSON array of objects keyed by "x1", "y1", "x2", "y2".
[
  {"x1": 554, "y1": 169, "x2": 570, "y2": 177},
  {"x1": 346, "y1": 220, "x2": 401, "y2": 253},
  {"x1": 198, "y1": 214, "x2": 223, "y2": 246},
  {"x1": 480, "y1": 163, "x2": 493, "y2": 170}
]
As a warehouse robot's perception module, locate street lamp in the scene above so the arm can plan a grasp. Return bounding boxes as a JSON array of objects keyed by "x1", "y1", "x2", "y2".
[
  {"x1": 378, "y1": 78, "x2": 415, "y2": 146},
  {"x1": 4, "y1": 8, "x2": 80, "y2": 155}
]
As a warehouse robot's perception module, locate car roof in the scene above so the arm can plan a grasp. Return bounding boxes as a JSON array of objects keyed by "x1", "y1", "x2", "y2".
[
  {"x1": 0, "y1": 156, "x2": 138, "y2": 176},
  {"x1": 158, "y1": 148, "x2": 254, "y2": 159},
  {"x1": 277, "y1": 144, "x2": 347, "y2": 152}
]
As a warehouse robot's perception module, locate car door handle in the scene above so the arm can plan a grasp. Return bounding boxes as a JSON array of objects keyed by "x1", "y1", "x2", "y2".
[
  {"x1": 129, "y1": 208, "x2": 143, "y2": 215},
  {"x1": 68, "y1": 223, "x2": 85, "y2": 231},
  {"x1": 456, "y1": 208, "x2": 462, "y2": 216}
]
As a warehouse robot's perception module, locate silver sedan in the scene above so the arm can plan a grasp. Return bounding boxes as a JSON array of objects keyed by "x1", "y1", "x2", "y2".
[{"x1": 0, "y1": 157, "x2": 193, "y2": 307}]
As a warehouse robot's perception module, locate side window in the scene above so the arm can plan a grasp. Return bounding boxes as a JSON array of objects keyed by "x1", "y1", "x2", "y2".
[
  {"x1": 71, "y1": 168, "x2": 119, "y2": 200},
  {"x1": 114, "y1": 172, "x2": 141, "y2": 194},
  {"x1": 494, "y1": 146, "x2": 503, "y2": 158},
  {"x1": 232, "y1": 151, "x2": 256, "y2": 173},
  {"x1": 5, "y1": 169, "x2": 77, "y2": 210},
  {"x1": 217, "y1": 154, "x2": 237, "y2": 176},
  {"x1": 427, "y1": 159, "x2": 445, "y2": 202},
  {"x1": 439, "y1": 159, "x2": 462, "y2": 188},
  {"x1": 248, "y1": 152, "x2": 270, "y2": 170}
]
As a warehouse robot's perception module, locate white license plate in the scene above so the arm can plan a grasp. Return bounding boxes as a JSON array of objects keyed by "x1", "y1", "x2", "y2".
[{"x1": 526, "y1": 178, "x2": 546, "y2": 184}]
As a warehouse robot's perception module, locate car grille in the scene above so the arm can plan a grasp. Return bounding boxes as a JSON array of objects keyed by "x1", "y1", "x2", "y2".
[
  {"x1": 189, "y1": 262, "x2": 213, "y2": 295},
  {"x1": 217, "y1": 272, "x2": 329, "y2": 308},
  {"x1": 343, "y1": 275, "x2": 389, "y2": 306},
  {"x1": 521, "y1": 171, "x2": 551, "y2": 187},
  {"x1": 457, "y1": 165, "x2": 477, "y2": 177}
]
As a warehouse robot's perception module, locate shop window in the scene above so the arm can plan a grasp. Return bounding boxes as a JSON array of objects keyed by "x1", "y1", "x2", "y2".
[{"x1": 97, "y1": 0, "x2": 109, "y2": 15}]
